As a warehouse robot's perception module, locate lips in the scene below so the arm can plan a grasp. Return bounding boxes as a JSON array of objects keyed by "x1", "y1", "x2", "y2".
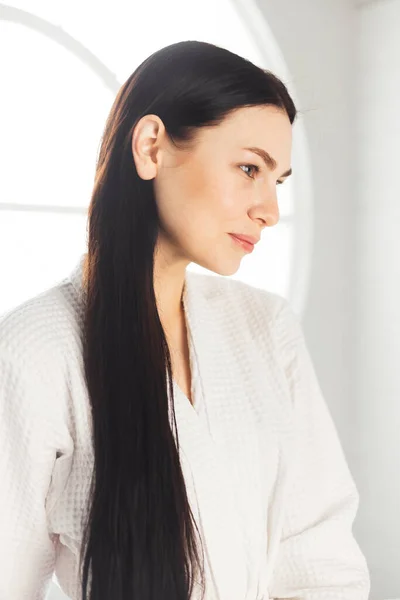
[
  {"x1": 229, "y1": 233, "x2": 256, "y2": 253},
  {"x1": 229, "y1": 233, "x2": 259, "y2": 245}
]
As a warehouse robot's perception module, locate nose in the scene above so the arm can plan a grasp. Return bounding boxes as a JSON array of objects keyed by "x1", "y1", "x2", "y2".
[{"x1": 251, "y1": 192, "x2": 280, "y2": 228}]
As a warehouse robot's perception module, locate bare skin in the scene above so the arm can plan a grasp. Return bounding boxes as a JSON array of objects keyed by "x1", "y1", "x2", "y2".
[
  {"x1": 131, "y1": 105, "x2": 293, "y2": 405},
  {"x1": 166, "y1": 309, "x2": 192, "y2": 404}
]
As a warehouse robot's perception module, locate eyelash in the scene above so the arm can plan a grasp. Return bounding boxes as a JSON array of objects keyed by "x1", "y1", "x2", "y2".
[{"x1": 240, "y1": 164, "x2": 284, "y2": 184}]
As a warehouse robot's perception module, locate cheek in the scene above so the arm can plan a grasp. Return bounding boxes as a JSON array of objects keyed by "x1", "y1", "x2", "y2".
[
  {"x1": 203, "y1": 169, "x2": 244, "y2": 213},
  {"x1": 196, "y1": 185, "x2": 239, "y2": 231},
  {"x1": 217, "y1": 185, "x2": 249, "y2": 222},
  {"x1": 156, "y1": 164, "x2": 246, "y2": 240}
]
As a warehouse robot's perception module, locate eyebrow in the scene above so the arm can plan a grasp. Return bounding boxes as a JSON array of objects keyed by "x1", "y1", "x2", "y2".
[{"x1": 242, "y1": 146, "x2": 292, "y2": 179}]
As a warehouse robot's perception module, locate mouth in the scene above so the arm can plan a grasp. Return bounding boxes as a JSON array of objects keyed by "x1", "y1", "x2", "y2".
[{"x1": 228, "y1": 233, "x2": 255, "y2": 253}]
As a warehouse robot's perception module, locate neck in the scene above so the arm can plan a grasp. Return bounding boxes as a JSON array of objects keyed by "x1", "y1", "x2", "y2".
[{"x1": 153, "y1": 240, "x2": 189, "y2": 330}]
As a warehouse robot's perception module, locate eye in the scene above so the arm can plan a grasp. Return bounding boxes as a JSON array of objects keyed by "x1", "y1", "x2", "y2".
[
  {"x1": 240, "y1": 164, "x2": 260, "y2": 179},
  {"x1": 277, "y1": 180, "x2": 284, "y2": 185}
]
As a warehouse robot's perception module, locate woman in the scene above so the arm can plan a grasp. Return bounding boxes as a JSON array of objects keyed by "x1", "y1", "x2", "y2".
[{"x1": 0, "y1": 41, "x2": 370, "y2": 600}]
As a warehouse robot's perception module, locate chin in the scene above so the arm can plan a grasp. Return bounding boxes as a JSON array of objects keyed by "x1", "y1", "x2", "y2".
[
  {"x1": 194, "y1": 257, "x2": 241, "y2": 277},
  {"x1": 215, "y1": 264, "x2": 241, "y2": 277}
]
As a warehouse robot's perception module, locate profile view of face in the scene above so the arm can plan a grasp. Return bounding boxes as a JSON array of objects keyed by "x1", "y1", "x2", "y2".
[{"x1": 133, "y1": 105, "x2": 293, "y2": 277}]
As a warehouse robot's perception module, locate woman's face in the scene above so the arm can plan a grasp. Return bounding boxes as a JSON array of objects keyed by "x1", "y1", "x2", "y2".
[{"x1": 134, "y1": 105, "x2": 293, "y2": 277}]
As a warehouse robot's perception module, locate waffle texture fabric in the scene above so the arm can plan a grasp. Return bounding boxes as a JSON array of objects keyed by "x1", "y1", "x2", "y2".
[{"x1": 0, "y1": 254, "x2": 370, "y2": 600}]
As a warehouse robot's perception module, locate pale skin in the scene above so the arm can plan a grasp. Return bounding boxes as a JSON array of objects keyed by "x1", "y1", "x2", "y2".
[{"x1": 131, "y1": 105, "x2": 293, "y2": 404}]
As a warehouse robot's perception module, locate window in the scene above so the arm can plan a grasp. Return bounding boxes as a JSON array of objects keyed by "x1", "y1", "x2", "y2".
[{"x1": 1, "y1": 0, "x2": 312, "y2": 322}]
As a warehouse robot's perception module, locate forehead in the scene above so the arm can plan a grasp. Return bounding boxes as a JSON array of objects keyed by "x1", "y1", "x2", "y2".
[
  {"x1": 201, "y1": 105, "x2": 292, "y2": 160},
  {"x1": 225, "y1": 105, "x2": 291, "y2": 141}
]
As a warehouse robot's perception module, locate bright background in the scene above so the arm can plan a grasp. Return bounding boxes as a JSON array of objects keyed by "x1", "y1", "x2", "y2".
[{"x1": 1, "y1": 1, "x2": 399, "y2": 598}]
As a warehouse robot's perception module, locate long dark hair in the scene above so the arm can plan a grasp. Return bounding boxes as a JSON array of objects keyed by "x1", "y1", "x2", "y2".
[{"x1": 79, "y1": 40, "x2": 297, "y2": 600}]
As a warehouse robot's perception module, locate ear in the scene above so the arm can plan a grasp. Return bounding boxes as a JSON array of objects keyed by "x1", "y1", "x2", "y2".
[{"x1": 131, "y1": 114, "x2": 165, "y2": 180}]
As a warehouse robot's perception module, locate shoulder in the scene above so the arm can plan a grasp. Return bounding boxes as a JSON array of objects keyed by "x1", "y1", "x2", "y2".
[
  {"x1": 0, "y1": 272, "x2": 86, "y2": 442},
  {"x1": 0, "y1": 273, "x2": 84, "y2": 393},
  {"x1": 187, "y1": 269, "x2": 292, "y2": 329},
  {"x1": 186, "y1": 270, "x2": 304, "y2": 375}
]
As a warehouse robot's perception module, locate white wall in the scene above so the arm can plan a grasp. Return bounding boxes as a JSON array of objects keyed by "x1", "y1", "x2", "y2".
[
  {"x1": 353, "y1": 0, "x2": 400, "y2": 597},
  {"x1": 254, "y1": 0, "x2": 399, "y2": 598},
  {"x1": 253, "y1": 0, "x2": 357, "y2": 446}
]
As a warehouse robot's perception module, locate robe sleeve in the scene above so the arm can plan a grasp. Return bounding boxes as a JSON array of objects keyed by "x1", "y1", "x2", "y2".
[
  {"x1": 0, "y1": 344, "x2": 57, "y2": 599},
  {"x1": 267, "y1": 299, "x2": 371, "y2": 600}
]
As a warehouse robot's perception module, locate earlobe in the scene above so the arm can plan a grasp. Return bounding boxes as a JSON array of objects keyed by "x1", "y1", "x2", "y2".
[{"x1": 131, "y1": 116, "x2": 162, "y2": 181}]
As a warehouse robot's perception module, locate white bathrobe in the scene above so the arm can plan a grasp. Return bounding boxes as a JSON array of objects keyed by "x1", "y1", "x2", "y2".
[{"x1": 0, "y1": 254, "x2": 370, "y2": 599}]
